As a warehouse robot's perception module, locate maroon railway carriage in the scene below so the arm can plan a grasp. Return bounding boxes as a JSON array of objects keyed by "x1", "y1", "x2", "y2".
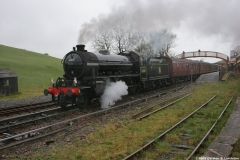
[
  {"x1": 199, "y1": 61, "x2": 219, "y2": 74},
  {"x1": 212, "y1": 64, "x2": 219, "y2": 72},
  {"x1": 199, "y1": 61, "x2": 212, "y2": 74},
  {"x1": 166, "y1": 58, "x2": 219, "y2": 83},
  {"x1": 166, "y1": 58, "x2": 200, "y2": 82}
]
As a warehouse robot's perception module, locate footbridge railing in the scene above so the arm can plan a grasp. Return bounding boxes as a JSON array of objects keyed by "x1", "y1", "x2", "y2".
[{"x1": 175, "y1": 50, "x2": 229, "y2": 64}]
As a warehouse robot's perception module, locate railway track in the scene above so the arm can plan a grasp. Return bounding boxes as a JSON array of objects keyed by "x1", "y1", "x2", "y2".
[
  {"x1": 132, "y1": 93, "x2": 192, "y2": 120},
  {"x1": 186, "y1": 97, "x2": 233, "y2": 159},
  {"x1": 0, "y1": 107, "x2": 64, "y2": 132},
  {"x1": 123, "y1": 94, "x2": 233, "y2": 160},
  {"x1": 0, "y1": 101, "x2": 55, "y2": 118},
  {"x1": 0, "y1": 84, "x2": 191, "y2": 153},
  {"x1": 0, "y1": 83, "x2": 189, "y2": 134}
]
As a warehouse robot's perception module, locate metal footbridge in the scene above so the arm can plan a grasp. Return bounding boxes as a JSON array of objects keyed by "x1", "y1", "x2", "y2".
[{"x1": 175, "y1": 50, "x2": 229, "y2": 64}]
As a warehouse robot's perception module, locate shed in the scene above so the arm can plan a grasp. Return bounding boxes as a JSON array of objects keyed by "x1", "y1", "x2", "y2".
[{"x1": 0, "y1": 69, "x2": 18, "y2": 95}]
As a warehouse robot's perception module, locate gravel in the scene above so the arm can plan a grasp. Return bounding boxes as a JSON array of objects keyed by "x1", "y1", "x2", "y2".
[{"x1": 0, "y1": 95, "x2": 52, "y2": 108}]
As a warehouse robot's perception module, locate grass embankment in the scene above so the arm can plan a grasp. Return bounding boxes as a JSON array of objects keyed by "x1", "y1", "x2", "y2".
[
  {"x1": 0, "y1": 44, "x2": 62, "y2": 100},
  {"x1": 232, "y1": 137, "x2": 240, "y2": 157},
  {"x1": 29, "y1": 73, "x2": 240, "y2": 160}
]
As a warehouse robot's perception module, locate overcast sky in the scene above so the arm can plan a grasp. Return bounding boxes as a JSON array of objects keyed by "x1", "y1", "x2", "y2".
[{"x1": 1, "y1": 0, "x2": 239, "y2": 63}]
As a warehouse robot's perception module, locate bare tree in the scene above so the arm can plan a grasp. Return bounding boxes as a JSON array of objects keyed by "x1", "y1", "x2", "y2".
[
  {"x1": 91, "y1": 19, "x2": 114, "y2": 50},
  {"x1": 134, "y1": 29, "x2": 177, "y2": 56},
  {"x1": 90, "y1": 15, "x2": 177, "y2": 56},
  {"x1": 134, "y1": 35, "x2": 152, "y2": 55},
  {"x1": 149, "y1": 29, "x2": 177, "y2": 56},
  {"x1": 111, "y1": 14, "x2": 139, "y2": 53},
  {"x1": 91, "y1": 14, "x2": 140, "y2": 54}
]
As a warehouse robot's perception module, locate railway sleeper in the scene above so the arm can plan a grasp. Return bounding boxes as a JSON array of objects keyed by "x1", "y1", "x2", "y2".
[
  {"x1": 170, "y1": 144, "x2": 195, "y2": 150},
  {"x1": 169, "y1": 151, "x2": 186, "y2": 155}
]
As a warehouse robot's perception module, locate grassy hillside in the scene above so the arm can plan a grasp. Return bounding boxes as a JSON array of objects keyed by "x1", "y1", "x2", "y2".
[{"x1": 0, "y1": 44, "x2": 63, "y2": 99}]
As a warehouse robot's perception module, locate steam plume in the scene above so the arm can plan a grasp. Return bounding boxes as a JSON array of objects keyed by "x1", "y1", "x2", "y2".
[
  {"x1": 101, "y1": 80, "x2": 128, "y2": 109},
  {"x1": 78, "y1": 0, "x2": 240, "y2": 48}
]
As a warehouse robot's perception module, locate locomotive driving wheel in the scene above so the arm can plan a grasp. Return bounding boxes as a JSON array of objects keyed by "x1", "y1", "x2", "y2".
[
  {"x1": 76, "y1": 92, "x2": 89, "y2": 108},
  {"x1": 58, "y1": 91, "x2": 67, "y2": 108},
  {"x1": 129, "y1": 79, "x2": 138, "y2": 95},
  {"x1": 130, "y1": 86, "x2": 138, "y2": 95},
  {"x1": 155, "y1": 80, "x2": 161, "y2": 88},
  {"x1": 147, "y1": 81, "x2": 154, "y2": 90}
]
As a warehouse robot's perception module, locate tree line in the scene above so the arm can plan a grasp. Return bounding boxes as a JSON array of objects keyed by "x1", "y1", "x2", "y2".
[{"x1": 89, "y1": 15, "x2": 177, "y2": 57}]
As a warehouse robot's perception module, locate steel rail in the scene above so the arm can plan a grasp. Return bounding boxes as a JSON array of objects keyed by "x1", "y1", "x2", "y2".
[
  {"x1": 0, "y1": 84, "x2": 191, "y2": 151},
  {"x1": 0, "y1": 107, "x2": 61, "y2": 125},
  {"x1": 0, "y1": 107, "x2": 63, "y2": 131},
  {"x1": 139, "y1": 93, "x2": 191, "y2": 120},
  {"x1": 131, "y1": 84, "x2": 190, "y2": 119},
  {"x1": 123, "y1": 94, "x2": 217, "y2": 160},
  {"x1": 0, "y1": 96, "x2": 158, "y2": 150},
  {"x1": 0, "y1": 102, "x2": 54, "y2": 115},
  {"x1": 0, "y1": 101, "x2": 53, "y2": 111},
  {"x1": 186, "y1": 97, "x2": 233, "y2": 160},
  {"x1": 0, "y1": 127, "x2": 68, "y2": 151},
  {"x1": 132, "y1": 92, "x2": 181, "y2": 119},
  {"x1": 0, "y1": 98, "x2": 144, "y2": 143}
]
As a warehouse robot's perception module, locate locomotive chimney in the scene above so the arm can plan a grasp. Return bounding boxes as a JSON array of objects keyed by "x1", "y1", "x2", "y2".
[{"x1": 76, "y1": 44, "x2": 87, "y2": 52}]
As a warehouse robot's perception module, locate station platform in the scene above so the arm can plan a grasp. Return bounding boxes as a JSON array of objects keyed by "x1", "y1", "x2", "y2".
[
  {"x1": 203, "y1": 93, "x2": 240, "y2": 158},
  {"x1": 196, "y1": 72, "x2": 220, "y2": 82}
]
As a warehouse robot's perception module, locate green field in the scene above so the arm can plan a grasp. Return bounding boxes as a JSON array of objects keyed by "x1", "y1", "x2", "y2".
[{"x1": 0, "y1": 44, "x2": 63, "y2": 100}]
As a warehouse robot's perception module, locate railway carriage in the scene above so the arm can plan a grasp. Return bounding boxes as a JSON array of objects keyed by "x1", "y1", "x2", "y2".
[
  {"x1": 166, "y1": 58, "x2": 200, "y2": 82},
  {"x1": 199, "y1": 62, "x2": 219, "y2": 74},
  {"x1": 200, "y1": 62, "x2": 212, "y2": 74}
]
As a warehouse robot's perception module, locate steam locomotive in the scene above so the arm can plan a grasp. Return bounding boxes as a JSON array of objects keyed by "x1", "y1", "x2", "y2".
[{"x1": 44, "y1": 44, "x2": 219, "y2": 108}]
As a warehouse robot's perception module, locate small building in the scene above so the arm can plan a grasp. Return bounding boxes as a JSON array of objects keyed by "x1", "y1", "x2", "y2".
[{"x1": 0, "y1": 69, "x2": 18, "y2": 96}]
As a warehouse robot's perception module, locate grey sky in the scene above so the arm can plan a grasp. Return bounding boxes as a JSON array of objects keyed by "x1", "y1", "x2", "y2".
[{"x1": 1, "y1": 0, "x2": 239, "y2": 63}]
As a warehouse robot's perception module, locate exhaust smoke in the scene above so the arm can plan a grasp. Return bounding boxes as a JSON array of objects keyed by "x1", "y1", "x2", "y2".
[{"x1": 101, "y1": 80, "x2": 128, "y2": 109}]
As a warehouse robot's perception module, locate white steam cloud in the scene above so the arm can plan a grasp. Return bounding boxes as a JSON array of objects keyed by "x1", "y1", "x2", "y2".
[
  {"x1": 101, "y1": 80, "x2": 128, "y2": 109},
  {"x1": 78, "y1": 0, "x2": 240, "y2": 49}
]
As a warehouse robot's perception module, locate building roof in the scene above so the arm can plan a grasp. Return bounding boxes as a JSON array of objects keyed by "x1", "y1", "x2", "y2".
[{"x1": 0, "y1": 69, "x2": 18, "y2": 78}]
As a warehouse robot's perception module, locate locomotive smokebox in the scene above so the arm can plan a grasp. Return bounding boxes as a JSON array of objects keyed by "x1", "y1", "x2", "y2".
[{"x1": 76, "y1": 44, "x2": 87, "y2": 52}]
